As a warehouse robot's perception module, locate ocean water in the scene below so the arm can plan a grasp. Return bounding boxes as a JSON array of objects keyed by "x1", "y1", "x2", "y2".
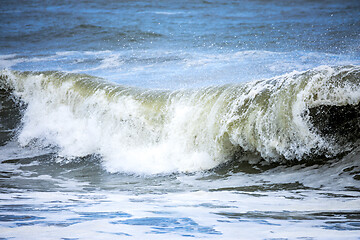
[{"x1": 1, "y1": 0, "x2": 360, "y2": 239}]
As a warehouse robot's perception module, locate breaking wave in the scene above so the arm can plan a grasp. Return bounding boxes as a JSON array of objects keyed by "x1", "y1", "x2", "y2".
[{"x1": 1, "y1": 65, "x2": 359, "y2": 173}]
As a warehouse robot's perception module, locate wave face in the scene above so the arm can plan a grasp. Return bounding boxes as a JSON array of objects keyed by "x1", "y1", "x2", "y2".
[{"x1": 1, "y1": 66, "x2": 360, "y2": 173}]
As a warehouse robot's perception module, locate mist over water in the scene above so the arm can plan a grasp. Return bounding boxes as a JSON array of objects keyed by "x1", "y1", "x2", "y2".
[{"x1": 1, "y1": 0, "x2": 360, "y2": 239}]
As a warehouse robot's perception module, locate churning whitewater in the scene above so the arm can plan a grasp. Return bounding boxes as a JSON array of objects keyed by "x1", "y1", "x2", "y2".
[
  {"x1": 2, "y1": 0, "x2": 360, "y2": 239},
  {"x1": 1, "y1": 65, "x2": 359, "y2": 174}
]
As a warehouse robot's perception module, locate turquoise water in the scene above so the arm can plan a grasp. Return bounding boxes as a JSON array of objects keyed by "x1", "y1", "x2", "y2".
[{"x1": 1, "y1": 0, "x2": 360, "y2": 239}]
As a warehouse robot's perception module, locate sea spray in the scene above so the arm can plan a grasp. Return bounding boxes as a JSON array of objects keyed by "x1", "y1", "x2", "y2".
[{"x1": 1, "y1": 65, "x2": 359, "y2": 173}]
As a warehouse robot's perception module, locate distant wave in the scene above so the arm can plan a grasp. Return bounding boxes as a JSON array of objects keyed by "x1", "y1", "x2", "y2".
[{"x1": 1, "y1": 65, "x2": 359, "y2": 173}]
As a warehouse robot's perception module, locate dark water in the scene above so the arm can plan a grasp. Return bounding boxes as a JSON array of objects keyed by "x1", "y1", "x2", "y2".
[{"x1": 1, "y1": 0, "x2": 360, "y2": 239}]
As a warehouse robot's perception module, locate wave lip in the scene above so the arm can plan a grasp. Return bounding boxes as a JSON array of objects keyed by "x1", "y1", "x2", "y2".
[{"x1": 0, "y1": 65, "x2": 359, "y2": 173}]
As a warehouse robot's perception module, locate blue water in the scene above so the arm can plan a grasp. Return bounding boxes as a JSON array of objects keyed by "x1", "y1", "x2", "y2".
[
  {"x1": 1, "y1": 0, "x2": 360, "y2": 239},
  {"x1": 1, "y1": 0, "x2": 360, "y2": 88},
  {"x1": 2, "y1": 0, "x2": 360, "y2": 52}
]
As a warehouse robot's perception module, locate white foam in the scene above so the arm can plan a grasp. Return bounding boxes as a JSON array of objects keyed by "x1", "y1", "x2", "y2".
[
  {"x1": 0, "y1": 54, "x2": 22, "y2": 68},
  {"x1": 1, "y1": 66, "x2": 359, "y2": 173}
]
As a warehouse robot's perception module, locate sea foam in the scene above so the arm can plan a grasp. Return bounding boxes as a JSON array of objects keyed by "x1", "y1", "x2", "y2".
[{"x1": 1, "y1": 66, "x2": 359, "y2": 173}]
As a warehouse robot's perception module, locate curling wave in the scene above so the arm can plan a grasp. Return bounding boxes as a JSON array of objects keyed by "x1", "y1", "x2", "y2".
[{"x1": 0, "y1": 65, "x2": 359, "y2": 173}]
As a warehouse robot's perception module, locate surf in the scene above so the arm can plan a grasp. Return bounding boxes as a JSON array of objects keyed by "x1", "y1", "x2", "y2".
[{"x1": 0, "y1": 65, "x2": 359, "y2": 174}]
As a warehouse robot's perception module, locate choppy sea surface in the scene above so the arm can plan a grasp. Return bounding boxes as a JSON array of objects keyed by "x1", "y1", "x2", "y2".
[{"x1": 1, "y1": 0, "x2": 360, "y2": 239}]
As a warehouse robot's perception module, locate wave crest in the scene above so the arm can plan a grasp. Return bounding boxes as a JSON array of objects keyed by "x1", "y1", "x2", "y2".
[{"x1": 1, "y1": 65, "x2": 359, "y2": 173}]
